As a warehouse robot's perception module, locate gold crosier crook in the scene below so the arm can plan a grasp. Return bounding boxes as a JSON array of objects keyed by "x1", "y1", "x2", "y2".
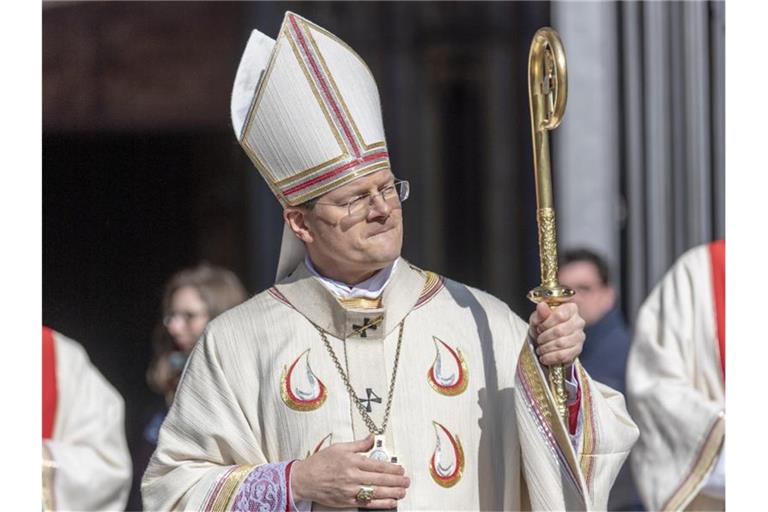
[{"x1": 527, "y1": 27, "x2": 575, "y2": 424}]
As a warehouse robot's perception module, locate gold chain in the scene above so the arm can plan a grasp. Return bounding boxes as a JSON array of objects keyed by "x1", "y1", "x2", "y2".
[{"x1": 316, "y1": 320, "x2": 404, "y2": 435}]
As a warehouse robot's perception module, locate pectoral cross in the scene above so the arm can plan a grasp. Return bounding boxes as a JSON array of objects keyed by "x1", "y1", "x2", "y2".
[
  {"x1": 366, "y1": 435, "x2": 398, "y2": 464},
  {"x1": 352, "y1": 316, "x2": 381, "y2": 338},
  {"x1": 359, "y1": 387, "x2": 382, "y2": 412},
  {"x1": 362, "y1": 436, "x2": 399, "y2": 510}
]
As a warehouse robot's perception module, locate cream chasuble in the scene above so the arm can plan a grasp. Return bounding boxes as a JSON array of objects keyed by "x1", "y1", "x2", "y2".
[
  {"x1": 627, "y1": 243, "x2": 725, "y2": 511},
  {"x1": 143, "y1": 261, "x2": 637, "y2": 511},
  {"x1": 42, "y1": 328, "x2": 132, "y2": 511}
]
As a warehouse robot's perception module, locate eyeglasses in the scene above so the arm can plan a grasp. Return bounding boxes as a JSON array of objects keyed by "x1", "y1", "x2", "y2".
[
  {"x1": 163, "y1": 311, "x2": 209, "y2": 326},
  {"x1": 315, "y1": 180, "x2": 410, "y2": 219}
]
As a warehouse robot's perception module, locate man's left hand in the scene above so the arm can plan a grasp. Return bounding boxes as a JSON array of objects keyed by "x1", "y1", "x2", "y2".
[{"x1": 528, "y1": 302, "x2": 585, "y2": 367}]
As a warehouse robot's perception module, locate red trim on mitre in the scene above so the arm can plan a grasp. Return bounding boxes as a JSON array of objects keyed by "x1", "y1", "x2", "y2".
[
  {"x1": 282, "y1": 150, "x2": 389, "y2": 197},
  {"x1": 709, "y1": 240, "x2": 725, "y2": 383},
  {"x1": 42, "y1": 326, "x2": 57, "y2": 439}
]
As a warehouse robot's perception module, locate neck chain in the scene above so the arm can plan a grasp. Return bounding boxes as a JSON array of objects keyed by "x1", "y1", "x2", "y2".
[{"x1": 316, "y1": 320, "x2": 405, "y2": 435}]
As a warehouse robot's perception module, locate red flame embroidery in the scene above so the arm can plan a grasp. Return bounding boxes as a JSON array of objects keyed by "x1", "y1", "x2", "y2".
[
  {"x1": 427, "y1": 337, "x2": 468, "y2": 396},
  {"x1": 281, "y1": 349, "x2": 327, "y2": 411},
  {"x1": 429, "y1": 421, "x2": 465, "y2": 487}
]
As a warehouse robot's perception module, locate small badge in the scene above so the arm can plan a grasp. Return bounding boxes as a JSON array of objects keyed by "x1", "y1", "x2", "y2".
[{"x1": 366, "y1": 435, "x2": 399, "y2": 464}]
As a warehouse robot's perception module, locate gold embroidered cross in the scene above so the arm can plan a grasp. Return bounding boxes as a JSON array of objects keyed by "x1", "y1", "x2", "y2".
[{"x1": 352, "y1": 316, "x2": 382, "y2": 338}]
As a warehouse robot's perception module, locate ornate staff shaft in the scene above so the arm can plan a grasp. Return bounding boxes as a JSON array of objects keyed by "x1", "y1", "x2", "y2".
[{"x1": 527, "y1": 27, "x2": 574, "y2": 424}]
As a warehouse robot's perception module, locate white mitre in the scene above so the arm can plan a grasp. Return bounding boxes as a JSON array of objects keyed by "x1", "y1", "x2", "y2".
[{"x1": 230, "y1": 12, "x2": 391, "y2": 281}]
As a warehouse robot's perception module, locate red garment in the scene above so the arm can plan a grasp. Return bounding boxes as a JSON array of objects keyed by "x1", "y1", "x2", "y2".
[
  {"x1": 568, "y1": 383, "x2": 582, "y2": 435},
  {"x1": 709, "y1": 240, "x2": 725, "y2": 383},
  {"x1": 42, "y1": 326, "x2": 57, "y2": 439}
]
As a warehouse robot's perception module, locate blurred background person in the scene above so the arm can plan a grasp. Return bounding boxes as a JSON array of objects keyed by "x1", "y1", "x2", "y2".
[
  {"x1": 558, "y1": 248, "x2": 642, "y2": 511},
  {"x1": 148, "y1": 263, "x2": 248, "y2": 407},
  {"x1": 129, "y1": 263, "x2": 248, "y2": 509},
  {"x1": 43, "y1": 326, "x2": 132, "y2": 511},
  {"x1": 558, "y1": 249, "x2": 630, "y2": 395},
  {"x1": 627, "y1": 241, "x2": 725, "y2": 511}
]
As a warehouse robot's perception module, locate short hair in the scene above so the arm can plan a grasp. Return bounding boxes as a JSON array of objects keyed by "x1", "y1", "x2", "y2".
[
  {"x1": 296, "y1": 197, "x2": 318, "y2": 210},
  {"x1": 560, "y1": 248, "x2": 612, "y2": 286}
]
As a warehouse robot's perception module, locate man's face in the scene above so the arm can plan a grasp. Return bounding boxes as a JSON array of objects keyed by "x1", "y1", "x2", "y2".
[
  {"x1": 297, "y1": 168, "x2": 404, "y2": 281},
  {"x1": 558, "y1": 261, "x2": 615, "y2": 326}
]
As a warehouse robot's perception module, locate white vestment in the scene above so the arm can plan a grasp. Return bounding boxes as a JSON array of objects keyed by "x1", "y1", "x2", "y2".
[
  {"x1": 42, "y1": 329, "x2": 132, "y2": 511},
  {"x1": 627, "y1": 244, "x2": 725, "y2": 511},
  {"x1": 143, "y1": 261, "x2": 638, "y2": 510}
]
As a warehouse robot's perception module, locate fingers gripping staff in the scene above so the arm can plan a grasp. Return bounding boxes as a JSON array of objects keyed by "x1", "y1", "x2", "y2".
[{"x1": 529, "y1": 302, "x2": 585, "y2": 367}]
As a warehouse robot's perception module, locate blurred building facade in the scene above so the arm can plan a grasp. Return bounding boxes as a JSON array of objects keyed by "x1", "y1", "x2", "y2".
[{"x1": 552, "y1": 1, "x2": 725, "y2": 316}]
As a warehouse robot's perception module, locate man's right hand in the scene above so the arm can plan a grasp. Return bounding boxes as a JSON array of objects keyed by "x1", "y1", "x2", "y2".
[{"x1": 290, "y1": 435, "x2": 410, "y2": 509}]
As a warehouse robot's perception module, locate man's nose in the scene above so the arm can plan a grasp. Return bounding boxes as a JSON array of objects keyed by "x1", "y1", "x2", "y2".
[{"x1": 368, "y1": 193, "x2": 391, "y2": 218}]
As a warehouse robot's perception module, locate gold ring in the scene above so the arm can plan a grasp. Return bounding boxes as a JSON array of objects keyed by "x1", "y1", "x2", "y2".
[{"x1": 356, "y1": 485, "x2": 375, "y2": 504}]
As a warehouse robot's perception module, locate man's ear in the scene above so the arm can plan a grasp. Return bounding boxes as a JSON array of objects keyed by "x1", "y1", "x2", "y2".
[{"x1": 284, "y1": 208, "x2": 314, "y2": 244}]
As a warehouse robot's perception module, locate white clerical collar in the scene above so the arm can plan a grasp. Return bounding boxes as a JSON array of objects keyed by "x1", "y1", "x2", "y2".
[{"x1": 304, "y1": 256, "x2": 399, "y2": 299}]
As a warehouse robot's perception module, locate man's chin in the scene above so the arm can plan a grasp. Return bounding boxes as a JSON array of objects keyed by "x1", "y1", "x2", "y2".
[
  {"x1": 367, "y1": 227, "x2": 401, "y2": 248},
  {"x1": 359, "y1": 249, "x2": 401, "y2": 269},
  {"x1": 356, "y1": 231, "x2": 402, "y2": 266}
]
